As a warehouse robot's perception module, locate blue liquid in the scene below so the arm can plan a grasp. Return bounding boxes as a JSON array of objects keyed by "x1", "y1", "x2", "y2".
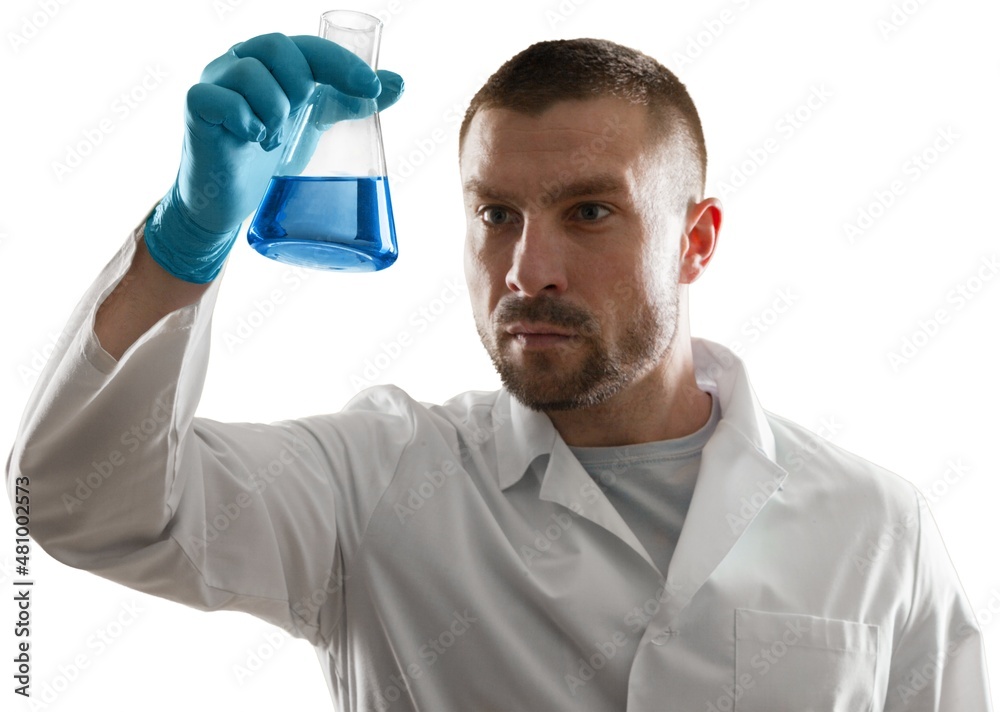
[{"x1": 248, "y1": 176, "x2": 397, "y2": 272}]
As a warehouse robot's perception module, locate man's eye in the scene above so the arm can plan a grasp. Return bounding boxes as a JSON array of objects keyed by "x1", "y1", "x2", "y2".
[
  {"x1": 574, "y1": 203, "x2": 611, "y2": 221},
  {"x1": 481, "y1": 206, "x2": 516, "y2": 225}
]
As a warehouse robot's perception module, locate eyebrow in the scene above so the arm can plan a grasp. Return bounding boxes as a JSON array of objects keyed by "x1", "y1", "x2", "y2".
[{"x1": 463, "y1": 173, "x2": 626, "y2": 204}]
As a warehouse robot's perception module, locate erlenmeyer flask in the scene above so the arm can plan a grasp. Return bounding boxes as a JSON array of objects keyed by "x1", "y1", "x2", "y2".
[{"x1": 247, "y1": 10, "x2": 398, "y2": 272}]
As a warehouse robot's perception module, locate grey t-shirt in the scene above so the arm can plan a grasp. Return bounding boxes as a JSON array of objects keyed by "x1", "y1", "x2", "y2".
[{"x1": 569, "y1": 392, "x2": 721, "y2": 578}]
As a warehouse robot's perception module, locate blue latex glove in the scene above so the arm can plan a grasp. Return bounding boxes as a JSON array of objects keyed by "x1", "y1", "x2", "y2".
[{"x1": 144, "y1": 33, "x2": 404, "y2": 284}]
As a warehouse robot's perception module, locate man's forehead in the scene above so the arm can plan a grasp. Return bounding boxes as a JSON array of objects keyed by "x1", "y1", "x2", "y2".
[
  {"x1": 461, "y1": 96, "x2": 642, "y2": 154},
  {"x1": 459, "y1": 97, "x2": 652, "y2": 196}
]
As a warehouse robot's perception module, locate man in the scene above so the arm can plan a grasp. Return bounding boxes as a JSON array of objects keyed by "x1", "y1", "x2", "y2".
[{"x1": 7, "y1": 32, "x2": 992, "y2": 710}]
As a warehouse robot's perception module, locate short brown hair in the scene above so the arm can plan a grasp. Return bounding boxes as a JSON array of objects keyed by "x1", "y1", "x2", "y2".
[{"x1": 459, "y1": 38, "x2": 707, "y2": 205}]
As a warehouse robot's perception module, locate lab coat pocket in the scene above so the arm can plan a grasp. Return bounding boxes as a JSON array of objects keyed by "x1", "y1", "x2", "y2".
[{"x1": 734, "y1": 608, "x2": 878, "y2": 712}]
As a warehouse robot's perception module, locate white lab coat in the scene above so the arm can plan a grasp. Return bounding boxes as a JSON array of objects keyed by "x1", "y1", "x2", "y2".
[{"x1": 7, "y1": 229, "x2": 993, "y2": 711}]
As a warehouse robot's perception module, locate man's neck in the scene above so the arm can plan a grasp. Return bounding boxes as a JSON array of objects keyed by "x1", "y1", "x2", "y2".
[{"x1": 545, "y1": 340, "x2": 711, "y2": 448}]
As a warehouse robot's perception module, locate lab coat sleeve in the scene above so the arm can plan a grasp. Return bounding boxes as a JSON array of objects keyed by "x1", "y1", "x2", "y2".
[
  {"x1": 882, "y1": 489, "x2": 993, "y2": 710},
  {"x1": 5, "y1": 228, "x2": 402, "y2": 648}
]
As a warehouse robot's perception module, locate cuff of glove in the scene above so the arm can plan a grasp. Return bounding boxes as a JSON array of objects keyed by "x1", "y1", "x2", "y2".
[{"x1": 143, "y1": 183, "x2": 242, "y2": 284}]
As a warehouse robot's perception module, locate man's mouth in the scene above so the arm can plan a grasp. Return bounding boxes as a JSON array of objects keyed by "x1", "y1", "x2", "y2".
[{"x1": 504, "y1": 322, "x2": 579, "y2": 348}]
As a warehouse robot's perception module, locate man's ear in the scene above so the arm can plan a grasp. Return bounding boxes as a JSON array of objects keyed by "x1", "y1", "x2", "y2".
[{"x1": 679, "y1": 197, "x2": 722, "y2": 284}]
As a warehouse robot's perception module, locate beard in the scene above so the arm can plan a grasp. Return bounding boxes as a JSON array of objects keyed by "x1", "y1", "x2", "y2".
[{"x1": 476, "y1": 287, "x2": 680, "y2": 412}]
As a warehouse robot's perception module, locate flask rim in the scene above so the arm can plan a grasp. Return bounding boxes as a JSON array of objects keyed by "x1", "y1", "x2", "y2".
[{"x1": 320, "y1": 9, "x2": 383, "y2": 33}]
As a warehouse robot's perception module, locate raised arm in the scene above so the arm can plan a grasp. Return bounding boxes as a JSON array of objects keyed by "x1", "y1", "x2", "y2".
[{"x1": 6, "y1": 32, "x2": 406, "y2": 646}]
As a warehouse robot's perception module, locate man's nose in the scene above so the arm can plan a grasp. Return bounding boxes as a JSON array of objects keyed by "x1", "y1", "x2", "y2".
[{"x1": 505, "y1": 218, "x2": 569, "y2": 297}]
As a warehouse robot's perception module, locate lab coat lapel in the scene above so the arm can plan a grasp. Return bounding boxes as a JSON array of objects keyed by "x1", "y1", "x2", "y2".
[
  {"x1": 657, "y1": 339, "x2": 789, "y2": 624},
  {"x1": 494, "y1": 390, "x2": 660, "y2": 572},
  {"x1": 658, "y1": 420, "x2": 787, "y2": 623},
  {"x1": 539, "y1": 437, "x2": 660, "y2": 573}
]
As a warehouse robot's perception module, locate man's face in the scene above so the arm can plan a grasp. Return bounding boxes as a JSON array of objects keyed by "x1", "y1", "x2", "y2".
[{"x1": 461, "y1": 96, "x2": 692, "y2": 411}]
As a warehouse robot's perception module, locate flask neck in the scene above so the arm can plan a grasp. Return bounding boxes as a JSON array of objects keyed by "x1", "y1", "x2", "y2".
[{"x1": 320, "y1": 10, "x2": 382, "y2": 68}]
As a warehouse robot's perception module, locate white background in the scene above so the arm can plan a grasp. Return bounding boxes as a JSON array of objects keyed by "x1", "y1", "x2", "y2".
[{"x1": 2, "y1": 0, "x2": 998, "y2": 709}]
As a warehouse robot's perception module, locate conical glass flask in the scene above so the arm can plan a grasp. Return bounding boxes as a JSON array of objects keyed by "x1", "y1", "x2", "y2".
[{"x1": 247, "y1": 10, "x2": 397, "y2": 272}]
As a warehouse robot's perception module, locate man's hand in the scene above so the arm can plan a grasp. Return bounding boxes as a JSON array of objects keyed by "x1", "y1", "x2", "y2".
[{"x1": 144, "y1": 32, "x2": 404, "y2": 284}]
